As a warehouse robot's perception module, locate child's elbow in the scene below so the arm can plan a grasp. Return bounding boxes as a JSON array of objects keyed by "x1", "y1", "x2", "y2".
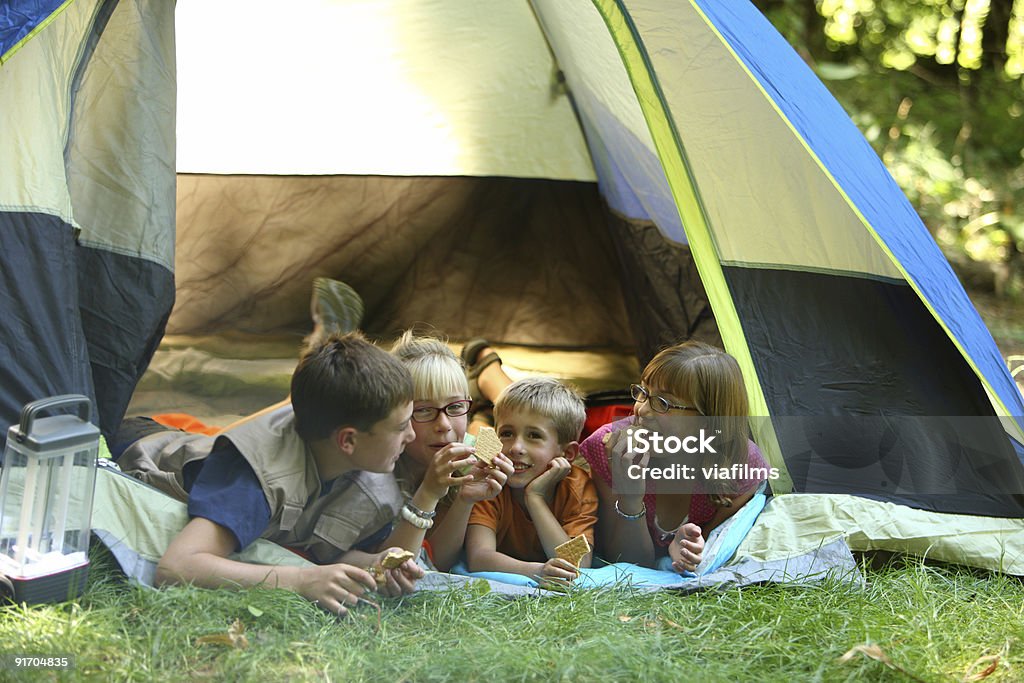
[
  {"x1": 154, "y1": 554, "x2": 186, "y2": 587},
  {"x1": 154, "y1": 562, "x2": 176, "y2": 588},
  {"x1": 464, "y1": 546, "x2": 485, "y2": 572},
  {"x1": 432, "y1": 554, "x2": 455, "y2": 573}
]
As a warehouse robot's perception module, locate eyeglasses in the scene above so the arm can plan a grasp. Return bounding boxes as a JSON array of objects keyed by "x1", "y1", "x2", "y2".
[
  {"x1": 411, "y1": 399, "x2": 473, "y2": 423},
  {"x1": 630, "y1": 384, "x2": 700, "y2": 414}
]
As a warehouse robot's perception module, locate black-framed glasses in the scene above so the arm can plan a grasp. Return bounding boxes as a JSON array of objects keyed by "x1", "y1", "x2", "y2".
[
  {"x1": 411, "y1": 399, "x2": 473, "y2": 423},
  {"x1": 629, "y1": 384, "x2": 700, "y2": 414}
]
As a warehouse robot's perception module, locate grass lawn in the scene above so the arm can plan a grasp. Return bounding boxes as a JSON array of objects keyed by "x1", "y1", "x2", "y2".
[
  {"x1": 0, "y1": 546, "x2": 1021, "y2": 682},
  {"x1": 2, "y1": 288, "x2": 1019, "y2": 682}
]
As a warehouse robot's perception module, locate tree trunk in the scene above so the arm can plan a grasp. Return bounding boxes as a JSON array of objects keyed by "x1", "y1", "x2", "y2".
[{"x1": 981, "y1": 0, "x2": 1012, "y2": 73}]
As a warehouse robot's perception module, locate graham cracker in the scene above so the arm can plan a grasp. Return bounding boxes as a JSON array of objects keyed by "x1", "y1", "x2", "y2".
[
  {"x1": 554, "y1": 534, "x2": 591, "y2": 567},
  {"x1": 474, "y1": 426, "x2": 502, "y2": 466}
]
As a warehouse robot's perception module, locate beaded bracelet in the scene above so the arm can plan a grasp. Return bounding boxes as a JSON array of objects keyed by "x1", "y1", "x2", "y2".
[
  {"x1": 404, "y1": 501, "x2": 437, "y2": 520},
  {"x1": 400, "y1": 504, "x2": 434, "y2": 529},
  {"x1": 614, "y1": 498, "x2": 647, "y2": 520}
]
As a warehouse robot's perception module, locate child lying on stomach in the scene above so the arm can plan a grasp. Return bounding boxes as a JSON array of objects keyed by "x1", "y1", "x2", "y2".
[{"x1": 465, "y1": 377, "x2": 596, "y2": 581}]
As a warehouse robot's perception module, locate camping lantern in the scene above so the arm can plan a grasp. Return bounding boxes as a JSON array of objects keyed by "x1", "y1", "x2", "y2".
[{"x1": 0, "y1": 395, "x2": 99, "y2": 603}]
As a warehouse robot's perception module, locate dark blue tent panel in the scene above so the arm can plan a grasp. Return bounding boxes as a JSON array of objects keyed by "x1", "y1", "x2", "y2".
[{"x1": 728, "y1": 265, "x2": 1024, "y2": 517}]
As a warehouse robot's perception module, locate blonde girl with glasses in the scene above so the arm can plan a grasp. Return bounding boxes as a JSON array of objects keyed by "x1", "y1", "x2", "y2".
[
  {"x1": 579, "y1": 341, "x2": 769, "y2": 573},
  {"x1": 381, "y1": 331, "x2": 514, "y2": 571}
]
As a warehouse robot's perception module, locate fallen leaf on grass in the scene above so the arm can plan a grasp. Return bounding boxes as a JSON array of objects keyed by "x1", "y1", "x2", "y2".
[
  {"x1": 658, "y1": 616, "x2": 683, "y2": 629},
  {"x1": 963, "y1": 654, "x2": 1000, "y2": 681},
  {"x1": 247, "y1": 605, "x2": 264, "y2": 618},
  {"x1": 838, "y1": 643, "x2": 926, "y2": 683},
  {"x1": 617, "y1": 615, "x2": 633, "y2": 623},
  {"x1": 838, "y1": 644, "x2": 891, "y2": 666},
  {"x1": 196, "y1": 619, "x2": 249, "y2": 649}
]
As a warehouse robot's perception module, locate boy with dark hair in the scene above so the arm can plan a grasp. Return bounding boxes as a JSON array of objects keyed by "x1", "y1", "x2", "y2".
[{"x1": 119, "y1": 332, "x2": 420, "y2": 615}]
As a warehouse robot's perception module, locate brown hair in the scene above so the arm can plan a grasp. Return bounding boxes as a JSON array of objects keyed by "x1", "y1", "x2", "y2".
[
  {"x1": 642, "y1": 341, "x2": 750, "y2": 499},
  {"x1": 291, "y1": 332, "x2": 413, "y2": 441}
]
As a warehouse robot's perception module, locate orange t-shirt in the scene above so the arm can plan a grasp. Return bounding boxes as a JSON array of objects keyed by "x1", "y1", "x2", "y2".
[{"x1": 467, "y1": 465, "x2": 597, "y2": 563}]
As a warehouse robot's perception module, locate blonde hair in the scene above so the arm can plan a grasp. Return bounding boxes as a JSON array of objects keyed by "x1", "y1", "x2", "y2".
[
  {"x1": 494, "y1": 376, "x2": 586, "y2": 444},
  {"x1": 390, "y1": 330, "x2": 469, "y2": 402},
  {"x1": 642, "y1": 341, "x2": 750, "y2": 500}
]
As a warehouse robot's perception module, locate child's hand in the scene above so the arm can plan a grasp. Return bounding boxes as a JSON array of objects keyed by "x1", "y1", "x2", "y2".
[
  {"x1": 539, "y1": 557, "x2": 580, "y2": 582},
  {"x1": 604, "y1": 427, "x2": 649, "y2": 495},
  {"x1": 421, "y1": 443, "x2": 477, "y2": 500},
  {"x1": 368, "y1": 547, "x2": 425, "y2": 597},
  {"x1": 668, "y1": 522, "x2": 704, "y2": 574},
  {"x1": 457, "y1": 453, "x2": 512, "y2": 503},
  {"x1": 296, "y1": 563, "x2": 378, "y2": 616},
  {"x1": 524, "y1": 457, "x2": 572, "y2": 501}
]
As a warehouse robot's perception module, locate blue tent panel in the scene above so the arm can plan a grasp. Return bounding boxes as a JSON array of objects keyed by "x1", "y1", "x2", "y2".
[
  {"x1": 695, "y1": 0, "x2": 1024, "y2": 421},
  {"x1": 0, "y1": 0, "x2": 67, "y2": 59}
]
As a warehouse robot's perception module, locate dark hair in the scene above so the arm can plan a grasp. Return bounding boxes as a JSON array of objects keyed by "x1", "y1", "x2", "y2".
[{"x1": 290, "y1": 332, "x2": 413, "y2": 441}]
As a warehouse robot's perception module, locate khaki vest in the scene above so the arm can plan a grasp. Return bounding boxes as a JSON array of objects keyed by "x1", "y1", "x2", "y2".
[{"x1": 118, "y1": 405, "x2": 402, "y2": 562}]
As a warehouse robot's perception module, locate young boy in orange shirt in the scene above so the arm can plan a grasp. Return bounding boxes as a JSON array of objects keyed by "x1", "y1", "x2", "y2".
[{"x1": 465, "y1": 377, "x2": 596, "y2": 581}]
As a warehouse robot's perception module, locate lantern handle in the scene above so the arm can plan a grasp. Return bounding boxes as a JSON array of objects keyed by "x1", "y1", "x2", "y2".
[{"x1": 16, "y1": 394, "x2": 93, "y2": 442}]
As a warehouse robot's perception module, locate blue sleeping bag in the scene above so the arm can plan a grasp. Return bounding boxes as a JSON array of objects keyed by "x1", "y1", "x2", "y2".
[{"x1": 452, "y1": 483, "x2": 768, "y2": 588}]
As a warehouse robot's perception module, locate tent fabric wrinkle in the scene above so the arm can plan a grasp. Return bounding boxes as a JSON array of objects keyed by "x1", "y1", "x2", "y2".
[
  {"x1": 66, "y1": 0, "x2": 176, "y2": 269},
  {"x1": 737, "y1": 493, "x2": 1024, "y2": 576},
  {"x1": 0, "y1": 213, "x2": 95, "y2": 443},
  {"x1": 171, "y1": 175, "x2": 634, "y2": 347},
  {"x1": 530, "y1": 0, "x2": 685, "y2": 241}
]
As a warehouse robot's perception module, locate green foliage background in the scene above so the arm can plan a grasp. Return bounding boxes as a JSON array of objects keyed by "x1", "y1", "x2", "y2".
[{"x1": 754, "y1": 0, "x2": 1024, "y2": 297}]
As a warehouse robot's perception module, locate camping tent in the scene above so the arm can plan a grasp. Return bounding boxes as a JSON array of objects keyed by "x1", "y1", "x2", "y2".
[
  {"x1": 0, "y1": 0, "x2": 175, "y2": 442},
  {"x1": 4, "y1": 0, "x2": 1024, "y2": 568}
]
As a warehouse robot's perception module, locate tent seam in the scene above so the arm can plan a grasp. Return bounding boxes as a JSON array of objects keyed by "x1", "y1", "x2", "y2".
[{"x1": 719, "y1": 260, "x2": 908, "y2": 286}]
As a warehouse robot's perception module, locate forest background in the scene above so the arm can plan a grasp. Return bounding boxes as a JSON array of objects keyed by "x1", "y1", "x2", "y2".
[{"x1": 754, "y1": 0, "x2": 1024, "y2": 306}]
